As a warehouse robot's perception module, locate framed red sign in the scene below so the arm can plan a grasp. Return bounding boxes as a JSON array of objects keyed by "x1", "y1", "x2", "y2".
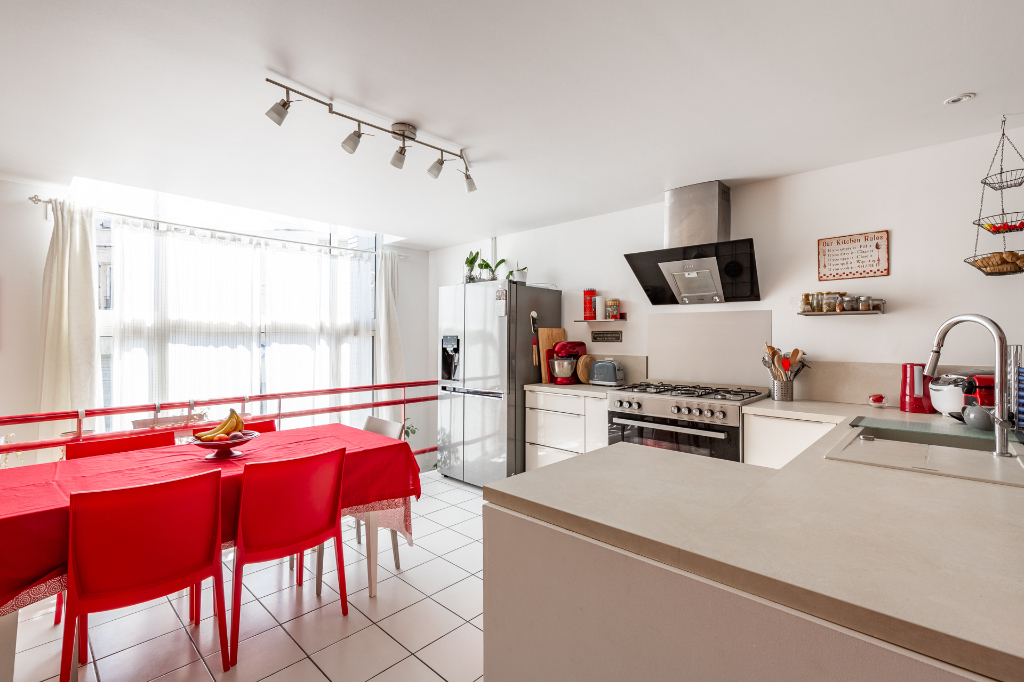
[{"x1": 818, "y1": 230, "x2": 889, "y2": 281}]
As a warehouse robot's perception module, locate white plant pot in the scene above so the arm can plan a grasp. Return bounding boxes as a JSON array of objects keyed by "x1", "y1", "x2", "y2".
[{"x1": 511, "y1": 269, "x2": 528, "y2": 283}]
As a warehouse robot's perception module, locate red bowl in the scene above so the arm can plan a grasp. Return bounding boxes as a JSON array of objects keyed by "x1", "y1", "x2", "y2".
[{"x1": 188, "y1": 430, "x2": 259, "y2": 459}]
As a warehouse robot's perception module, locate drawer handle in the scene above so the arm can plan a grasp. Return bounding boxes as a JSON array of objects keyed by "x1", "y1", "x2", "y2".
[{"x1": 612, "y1": 418, "x2": 727, "y2": 440}]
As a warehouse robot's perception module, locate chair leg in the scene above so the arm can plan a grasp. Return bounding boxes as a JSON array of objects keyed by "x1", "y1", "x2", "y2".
[
  {"x1": 230, "y1": 559, "x2": 244, "y2": 668},
  {"x1": 333, "y1": 529, "x2": 348, "y2": 616},
  {"x1": 213, "y1": 571, "x2": 230, "y2": 672},
  {"x1": 296, "y1": 552, "x2": 304, "y2": 585},
  {"x1": 315, "y1": 543, "x2": 325, "y2": 597},
  {"x1": 390, "y1": 530, "x2": 401, "y2": 571},
  {"x1": 195, "y1": 584, "x2": 202, "y2": 623},
  {"x1": 54, "y1": 591, "x2": 63, "y2": 625},
  {"x1": 58, "y1": 604, "x2": 78, "y2": 682},
  {"x1": 188, "y1": 585, "x2": 195, "y2": 622},
  {"x1": 77, "y1": 614, "x2": 88, "y2": 665},
  {"x1": 355, "y1": 518, "x2": 361, "y2": 544},
  {"x1": 289, "y1": 554, "x2": 294, "y2": 571}
]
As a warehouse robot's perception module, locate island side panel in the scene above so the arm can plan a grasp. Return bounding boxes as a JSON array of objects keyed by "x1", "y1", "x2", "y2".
[{"x1": 483, "y1": 504, "x2": 988, "y2": 682}]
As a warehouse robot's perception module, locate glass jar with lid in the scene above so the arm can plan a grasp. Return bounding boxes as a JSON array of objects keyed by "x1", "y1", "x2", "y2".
[
  {"x1": 799, "y1": 293, "x2": 812, "y2": 313},
  {"x1": 811, "y1": 292, "x2": 824, "y2": 313},
  {"x1": 858, "y1": 296, "x2": 873, "y2": 311},
  {"x1": 822, "y1": 293, "x2": 839, "y2": 313},
  {"x1": 842, "y1": 295, "x2": 858, "y2": 311}
]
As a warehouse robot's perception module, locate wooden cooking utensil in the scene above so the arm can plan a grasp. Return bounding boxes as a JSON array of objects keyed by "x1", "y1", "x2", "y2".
[
  {"x1": 790, "y1": 348, "x2": 803, "y2": 370},
  {"x1": 537, "y1": 328, "x2": 567, "y2": 383},
  {"x1": 773, "y1": 354, "x2": 788, "y2": 381},
  {"x1": 576, "y1": 355, "x2": 594, "y2": 384}
]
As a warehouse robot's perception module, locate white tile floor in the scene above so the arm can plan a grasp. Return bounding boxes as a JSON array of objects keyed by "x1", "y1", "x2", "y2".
[{"x1": 13, "y1": 470, "x2": 484, "y2": 682}]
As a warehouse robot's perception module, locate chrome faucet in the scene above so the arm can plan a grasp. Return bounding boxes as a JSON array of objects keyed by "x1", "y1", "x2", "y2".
[{"x1": 924, "y1": 314, "x2": 1014, "y2": 457}]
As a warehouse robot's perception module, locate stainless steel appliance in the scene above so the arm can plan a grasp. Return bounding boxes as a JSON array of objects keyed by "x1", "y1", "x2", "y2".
[
  {"x1": 624, "y1": 181, "x2": 760, "y2": 305},
  {"x1": 606, "y1": 382, "x2": 767, "y2": 461},
  {"x1": 589, "y1": 359, "x2": 624, "y2": 386},
  {"x1": 438, "y1": 280, "x2": 562, "y2": 485}
]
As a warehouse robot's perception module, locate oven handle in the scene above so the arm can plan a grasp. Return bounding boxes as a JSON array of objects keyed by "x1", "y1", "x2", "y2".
[{"x1": 612, "y1": 418, "x2": 727, "y2": 440}]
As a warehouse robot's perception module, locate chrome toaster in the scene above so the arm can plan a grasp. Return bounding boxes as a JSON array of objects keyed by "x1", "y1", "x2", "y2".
[{"x1": 589, "y1": 359, "x2": 625, "y2": 387}]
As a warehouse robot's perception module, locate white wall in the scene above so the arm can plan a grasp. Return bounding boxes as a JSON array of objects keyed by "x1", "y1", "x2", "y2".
[
  {"x1": 0, "y1": 177, "x2": 67, "y2": 463},
  {"x1": 427, "y1": 126, "x2": 1024, "y2": 391}
]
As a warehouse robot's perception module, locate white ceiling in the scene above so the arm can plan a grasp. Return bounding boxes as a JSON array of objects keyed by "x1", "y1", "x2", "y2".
[{"x1": 1, "y1": 0, "x2": 1022, "y2": 250}]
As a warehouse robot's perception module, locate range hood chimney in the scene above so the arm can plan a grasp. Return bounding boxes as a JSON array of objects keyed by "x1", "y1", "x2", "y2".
[{"x1": 625, "y1": 180, "x2": 759, "y2": 305}]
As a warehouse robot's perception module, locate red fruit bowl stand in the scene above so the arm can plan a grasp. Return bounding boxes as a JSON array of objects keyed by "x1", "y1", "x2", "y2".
[{"x1": 187, "y1": 431, "x2": 260, "y2": 460}]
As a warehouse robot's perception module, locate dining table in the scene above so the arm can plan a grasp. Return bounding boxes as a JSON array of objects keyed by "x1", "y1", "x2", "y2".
[{"x1": 0, "y1": 423, "x2": 421, "y2": 682}]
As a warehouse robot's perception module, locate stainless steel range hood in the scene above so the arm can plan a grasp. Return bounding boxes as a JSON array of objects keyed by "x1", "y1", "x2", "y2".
[{"x1": 625, "y1": 180, "x2": 760, "y2": 305}]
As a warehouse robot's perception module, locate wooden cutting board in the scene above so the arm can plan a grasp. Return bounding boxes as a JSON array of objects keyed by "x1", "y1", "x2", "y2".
[
  {"x1": 576, "y1": 355, "x2": 594, "y2": 384},
  {"x1": 538, "y1": 328, "x2": 566, "y2": 383}
]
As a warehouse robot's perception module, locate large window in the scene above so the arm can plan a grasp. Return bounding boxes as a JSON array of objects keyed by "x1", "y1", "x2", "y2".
[{"x1": 78, "y1": 181, "x2": 378, "y2": 432}]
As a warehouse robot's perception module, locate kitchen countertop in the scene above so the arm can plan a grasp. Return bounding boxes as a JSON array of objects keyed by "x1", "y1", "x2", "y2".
[
  {"x1": 523, "y1": 382, "x2": 614, "y2": 397},
  {"x1": 484, "y1": 403, "x2": 1024, "y2": 682},
  {"x1": 742, "y1": 398, "x2": 946, "y2": 423}
]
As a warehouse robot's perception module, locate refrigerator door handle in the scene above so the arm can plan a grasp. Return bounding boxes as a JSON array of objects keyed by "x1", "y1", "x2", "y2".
[{"x1": 462, "y1": 389, "x2": 504, "y2": 399}]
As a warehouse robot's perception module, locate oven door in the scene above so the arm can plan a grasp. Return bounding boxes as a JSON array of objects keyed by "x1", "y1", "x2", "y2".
[{"x1": 607, "y1": 411, "x2": 740, "y2": 462}]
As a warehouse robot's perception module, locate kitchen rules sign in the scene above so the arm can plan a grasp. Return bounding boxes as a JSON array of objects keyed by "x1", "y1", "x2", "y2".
[{"x1": 817, "y1": 230, "x2": 889, "y2": 281}]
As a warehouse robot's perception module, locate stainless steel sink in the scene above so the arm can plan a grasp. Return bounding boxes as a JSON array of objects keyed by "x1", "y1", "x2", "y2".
[{"x1": 825, "y1": 417, "x2": 1024, "y2": 487}]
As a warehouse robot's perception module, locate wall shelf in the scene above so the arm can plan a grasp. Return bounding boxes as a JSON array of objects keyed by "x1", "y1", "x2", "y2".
[
  {"x1": 798, "y1": 310, "x2": 883, "y2": 316},
  {"x1": 574, "y1": 313, "x2": 627, "y2": 322}
]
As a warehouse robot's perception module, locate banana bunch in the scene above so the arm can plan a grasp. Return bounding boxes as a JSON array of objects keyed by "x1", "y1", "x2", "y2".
[{"x1": 196, "y1": 409, "x2": 246, "y2": 442}]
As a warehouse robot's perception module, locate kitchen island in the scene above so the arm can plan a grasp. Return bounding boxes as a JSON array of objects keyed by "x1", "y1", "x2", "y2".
[{"x1": 482, "y1": 403, "x2": 1024, "y2": 682}]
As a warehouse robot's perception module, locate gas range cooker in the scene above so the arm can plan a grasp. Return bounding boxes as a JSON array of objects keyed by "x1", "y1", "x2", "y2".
[{"x1": 607, "y1": 381, "x2": 768, "y2": 428}]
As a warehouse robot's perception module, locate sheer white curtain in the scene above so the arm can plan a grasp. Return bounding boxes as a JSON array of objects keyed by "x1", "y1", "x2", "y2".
[
  {"x1": 374, "y1": 250, "x2": 405, "y2": 424},
  {"x1": 262, "y1": 243, "x2": 375, "y2": 428},
  {"x1": 109, "y1": 218, "x2": 259, "y2": 429}
]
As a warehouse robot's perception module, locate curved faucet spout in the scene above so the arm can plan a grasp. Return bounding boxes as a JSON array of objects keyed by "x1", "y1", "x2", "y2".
[{"x1": 924, "y1": 314, "x2": 1010, "y2": 456}]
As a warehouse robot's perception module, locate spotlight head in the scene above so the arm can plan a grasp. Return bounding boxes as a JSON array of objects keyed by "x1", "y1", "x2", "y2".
[
  {"x1": 464, "y1": 173, "x2": 477, "y2": 193},
  {"x1": 265, "y1": 99, "x2": 291, "y2": 126},
  {"x1": 341, "y1": 130, "x2": 362, "y2": 154},
  {"x1": 427, "y1": 157, "x2": 445, "y2": 179},
  {"x1": 390, "y1": 146, "x2": 407, "y2": 169}
]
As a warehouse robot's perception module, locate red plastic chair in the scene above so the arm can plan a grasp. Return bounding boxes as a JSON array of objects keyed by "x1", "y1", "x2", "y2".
[
  {"x1": 58, "y1": 470, "x2": 230, "y2": 682},
  {"x1": 56, "y1": 429, "x2": 179, "y2": 626},
  {"x1": 65, "y1": 431, "x2": 176, "y2": 460},
  {"x1": 229, "y1": 450, "x2": 348, "y2": 667}
]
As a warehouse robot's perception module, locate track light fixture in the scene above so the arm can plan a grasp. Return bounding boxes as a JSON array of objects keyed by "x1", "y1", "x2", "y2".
[
  {"x1": 427, "y1": 154, "x2": 445, "y2": 179},
  {"x1": 265, "y1": 90, "x2": 292, "y2": 126},
  {"x1": 391, "y1": 143, "x2": 407, "y2": 169},
  {"x1": 264, "y1": 78, "x2": 478, "y2": 191},
  {"x1": 341, "y1": 122, "x2": 362, "y2": 154}
]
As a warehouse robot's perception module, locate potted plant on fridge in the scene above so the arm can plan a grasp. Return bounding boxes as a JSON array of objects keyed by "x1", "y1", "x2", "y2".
[
  {"x1": 477, "y1": 257, "x2": 505, "y2": 281},
  {"x1": 465, "y1": 251, "x2": 480, "y2": 283},
  {"x1": 505, "y1": 262, "x2": 528, "y2": 282}
]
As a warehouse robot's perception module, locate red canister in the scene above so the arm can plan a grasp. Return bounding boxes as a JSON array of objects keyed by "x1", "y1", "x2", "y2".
[
  {"x1": 900, "y1": 363, "x2": 934, "y2": 413},
  {"x1": 583, "y1": 288, "x2": 596, "y2": 320}
]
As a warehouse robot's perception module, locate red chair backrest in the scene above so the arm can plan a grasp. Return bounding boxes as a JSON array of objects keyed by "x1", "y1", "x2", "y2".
[
  {"x1": 246, "y1": 420, "x2": 277, "y2": 434},
  {"x1": 237, "y1": 450, "x2": 345, "y2": 555},
  {"x1": 66, "y1": 431, "x2": 176, "y2": 460},
  {"x1": 68, "y1": 470, "x2": 221, "y2": 602}
]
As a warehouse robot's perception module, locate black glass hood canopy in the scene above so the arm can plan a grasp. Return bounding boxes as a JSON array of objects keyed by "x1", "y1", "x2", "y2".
[{"x1": 624, "y1": 181, "x2": 760, "y2": 305}]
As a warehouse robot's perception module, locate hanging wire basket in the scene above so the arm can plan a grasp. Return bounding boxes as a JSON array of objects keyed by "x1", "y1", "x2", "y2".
[
  {"x1": 973, "y1": 211, "x2": 1024, "y2": 234},
  {"x1": 965, "y1": 250, "x2": 1024, "y2": 276},
  {"x1": 982, "y1": 168, "x2": 1024, "y2": 191},
  {"x1": 967, "y1": 116, "x2": 1024, "y2": 275}
]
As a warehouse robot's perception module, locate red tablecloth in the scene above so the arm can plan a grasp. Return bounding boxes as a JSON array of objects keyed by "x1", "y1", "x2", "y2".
[{"x1": 0, "y1": 424, "x2": 420, "y2": 616}]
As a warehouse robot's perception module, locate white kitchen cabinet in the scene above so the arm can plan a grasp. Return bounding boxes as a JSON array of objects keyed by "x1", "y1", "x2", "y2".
[
  {"x1": 743, "y1": 414, "x2": 835, "y2": 469},
  {"x1": 525, "y1": 391, "x2": 585, "y2": 415},
  {"x1": 525, "y1": 443, "x2": 578, "y2": 471},
  {"x1": 526, "y1": 408, "x2": 585, "y2": 454},
  {"x1": 584, "y1": 397, "x2": 608, "y2": 453}
]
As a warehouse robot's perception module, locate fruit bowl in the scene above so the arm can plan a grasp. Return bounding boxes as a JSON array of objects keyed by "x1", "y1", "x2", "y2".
[{"x1": 188, "y1": 430, "x2": 259, "y2": 460}]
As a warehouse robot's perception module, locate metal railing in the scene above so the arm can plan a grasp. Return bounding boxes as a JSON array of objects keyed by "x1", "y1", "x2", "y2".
[{"x1": 0, "y1": 380, "x2": 439, "y2": 457}]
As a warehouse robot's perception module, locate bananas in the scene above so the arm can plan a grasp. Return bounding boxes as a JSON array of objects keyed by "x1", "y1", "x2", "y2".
[{"x1": 196, "y1": 409, "x2": 246, "y2": 442}]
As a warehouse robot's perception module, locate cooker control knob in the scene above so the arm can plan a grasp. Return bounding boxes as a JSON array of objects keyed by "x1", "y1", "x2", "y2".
[
  {"x1": 631, "y1": 401, "x2": 642, "y2": 410},
  {"x1": 679, "y1": 407, "x2": 691, "y2": 415},
  {"x1": 613, "y1": 400, "x2": 623, "y2": 408},
  {"x1": 703, "y1": 408, "x2": 715, "y2": 418},
  {"x1": 715, "y1": 410, "x2": 726, "y2": 420},
  {"x1": 670, "y1": 405, "x2": 681, "y2": 414}
]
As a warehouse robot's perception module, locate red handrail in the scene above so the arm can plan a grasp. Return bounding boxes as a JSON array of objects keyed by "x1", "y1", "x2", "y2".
[{"x1": 0, "y1": 380, "x2": 439, "y2": 456}]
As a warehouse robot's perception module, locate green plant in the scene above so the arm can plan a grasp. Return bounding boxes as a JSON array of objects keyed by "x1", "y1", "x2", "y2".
[
  {"x1": 505, "y1": 261, "x2": 528, "y2": 279},
  {"x1": 465, "y1": 251, "x2": 480, "y2": 270},
  {"x1": 477, "y1": 258, "x2": 505, "y2": 278},
  {"x1": 403, "y1": 418, "x2": 418, "y2": 440}
]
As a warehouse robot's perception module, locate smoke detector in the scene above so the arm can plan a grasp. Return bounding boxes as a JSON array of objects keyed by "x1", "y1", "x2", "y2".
[{"x1": 944, "y1": 93, "x2": 976, "y2": 105}]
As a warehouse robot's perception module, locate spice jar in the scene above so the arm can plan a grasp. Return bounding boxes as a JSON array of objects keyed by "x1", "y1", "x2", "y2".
[
  {"x1": 606, "y1": 298, "x2": 620, "y2": 319},
  {"x1": 842, "y1": 295, "x2": 858, "y2": 311},
  {"x1": 799, "y1": 293, "x2": 812, "y2": 313},
  {"x1": 811, "y1": 292, "x2": 824, "y2": 313},
  {"x1": 872, "y1": 299, "x2": 885, "y2": 311},
  {"x1": 823, "y1": 293, "x2": 838, "y2": 313},
  {"x1": 858, "y1": 296, "x2": 872, "y2": 311}
]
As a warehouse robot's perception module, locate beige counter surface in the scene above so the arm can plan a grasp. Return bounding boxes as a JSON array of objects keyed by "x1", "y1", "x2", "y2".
[
  {"x1": 523, "y1": 382, "x2": 614, "y2": 397},
  {"x1": 484, "y1": 407, "x2": 1024, "y2": 682}
]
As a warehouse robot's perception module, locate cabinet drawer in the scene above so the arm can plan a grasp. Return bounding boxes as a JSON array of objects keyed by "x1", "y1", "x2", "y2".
[
  {"x1": 525, "y1": 408, "x2": 585, "y2": 453},
  {"x1": 584, "y1": 397, "x2": 609, "y2": 453},
  {"x1": 742, "y1": 414, "x2": 835, "y2": 469},
  {"x1": 525, "y1": 443, "x2": 578, "y2": 472},
  {"x1": 525, "y1": 391, "x2": 585, "y2": 415}
]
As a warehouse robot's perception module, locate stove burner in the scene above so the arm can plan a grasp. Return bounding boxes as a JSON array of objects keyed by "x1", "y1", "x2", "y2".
[
  {"x1": 709, "y1": 388, "x2": 763, "y2": 401},
  {"x1": 616, "y1": 384, "x2": 765, "y2": 402}
]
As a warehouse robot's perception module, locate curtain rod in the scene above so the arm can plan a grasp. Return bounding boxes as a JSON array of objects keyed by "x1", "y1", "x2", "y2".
[{"x1": 27, "y1": 195, "x2": 407, "y2": 258}]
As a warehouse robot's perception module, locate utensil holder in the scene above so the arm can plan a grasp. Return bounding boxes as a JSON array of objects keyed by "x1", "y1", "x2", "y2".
[{"x1": 771, "y1": 380, "x2": 794, "y2": 402}]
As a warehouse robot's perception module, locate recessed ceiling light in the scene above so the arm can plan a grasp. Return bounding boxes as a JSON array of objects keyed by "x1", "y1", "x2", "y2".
[{"x1": 944, "y1": 93, "x2": 976, "y2": 105}]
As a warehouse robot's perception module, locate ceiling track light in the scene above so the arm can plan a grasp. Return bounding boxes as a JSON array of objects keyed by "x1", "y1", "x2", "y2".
[{"x1": 264, "y1": 78, "x2": 478, "y2": 191}]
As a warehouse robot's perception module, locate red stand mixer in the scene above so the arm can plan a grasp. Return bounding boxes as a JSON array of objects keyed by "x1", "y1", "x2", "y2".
[{"x1": 546, "y1": 341, "x2": 587, "y2": 385}]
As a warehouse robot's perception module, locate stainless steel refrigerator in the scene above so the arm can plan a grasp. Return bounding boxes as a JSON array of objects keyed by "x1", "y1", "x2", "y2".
[{"x1": 437, "y1": 280, "x2": 562, "y2": 486}]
